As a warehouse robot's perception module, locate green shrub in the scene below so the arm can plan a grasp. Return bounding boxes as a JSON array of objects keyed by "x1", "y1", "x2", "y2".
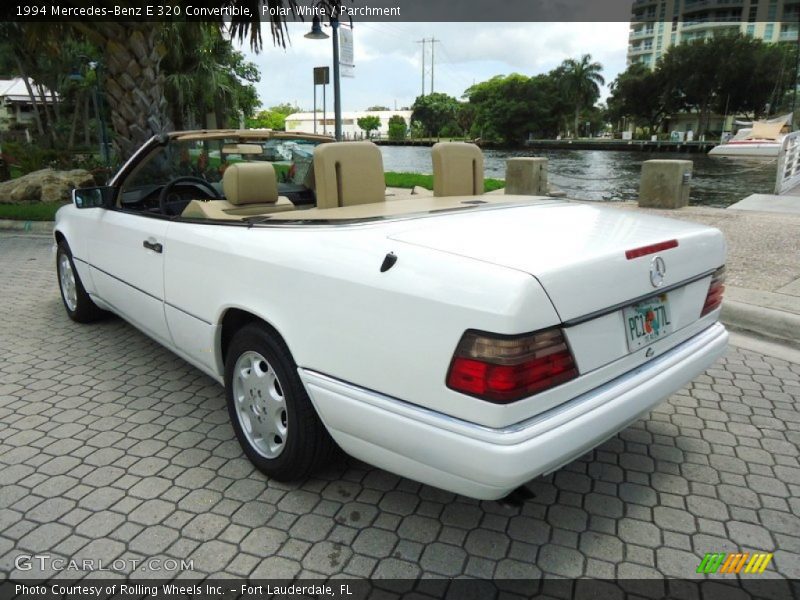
[
  {"x1": 388, "y1": 115, "x2": 407, "y2": 141},
  {"x1": 1, "y1": 141, "x2": 113, "y2": 183},
  {"x1": 439, "y1": 121, "x2": 463, "y2": 139}
]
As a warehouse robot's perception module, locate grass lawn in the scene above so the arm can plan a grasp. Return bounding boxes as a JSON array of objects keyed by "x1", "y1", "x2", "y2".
[
  {"x1": 385, "y1": 171, "x2": 504, "y2": 193},
  {"x1": 0, "y1": 202, "x2": 66, "y2": 221}
]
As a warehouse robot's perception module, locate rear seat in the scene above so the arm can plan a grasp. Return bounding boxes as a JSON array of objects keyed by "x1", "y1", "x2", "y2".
[
  {"x1": 182, "y1": 162, "x2": 295, "y2": 220},
  {"x1": 431, "y1": 142, "x2": 484, "y2": 197},
  {"x1": 313, "y1": 141, "x2": 386, "y2": 209}
]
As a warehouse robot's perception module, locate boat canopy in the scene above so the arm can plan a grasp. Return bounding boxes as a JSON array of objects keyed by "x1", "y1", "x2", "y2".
[
  {"x1": 750, "y1": 120, "x2": 787, "y2": 140},
  {"x1": 733, "y1": 112, "x2": 792, "y2": 128}
]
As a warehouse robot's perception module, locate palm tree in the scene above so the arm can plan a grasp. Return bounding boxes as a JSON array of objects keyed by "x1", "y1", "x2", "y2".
[
  {"x1": 0, "y1": 23, "x2": 49, "y2": 141},
  {"x1": 52, "y1": 1, "x2": 344, "y2": 160},
  {"x1": 0, "y1": 23, "x2": 99, "y2": 149},
  {"x1": 559, "y1": 54, "x2": 605, "y2": 138},
  {"x1": 162, "y1": 24, "x2": 246, "y2": 131}
]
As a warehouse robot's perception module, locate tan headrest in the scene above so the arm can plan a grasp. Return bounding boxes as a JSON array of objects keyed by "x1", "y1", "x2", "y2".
[
  {"x1": 432, "y1": 142, "x2": 484, "y2": 197},
  {"x1": 222, "y1": 162, "x2": 279, "y2": 205},
  {"x1": 313, "y1": 142, "x2": 385, "y2": 209}
]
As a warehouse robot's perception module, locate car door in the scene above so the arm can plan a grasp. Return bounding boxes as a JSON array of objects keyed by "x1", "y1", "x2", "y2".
[{"x1": 86, "y1": 210, "x2": 172, "y2": 345}]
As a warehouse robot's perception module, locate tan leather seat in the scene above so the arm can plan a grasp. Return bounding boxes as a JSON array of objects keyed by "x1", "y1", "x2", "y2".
[
  {"x1": 313, "y1": 141, "x2": 386, "y2": 209},
  {"x1": 432, "y1": 142, "x2": 484, "y2": 197},
  {"x1": 181, "y1": 162, "x2": 295, "y2": 220}
]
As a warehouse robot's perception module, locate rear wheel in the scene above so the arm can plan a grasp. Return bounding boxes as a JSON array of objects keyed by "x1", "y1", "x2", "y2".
[
  {"x1": 56, "y1": 241, "x2": 105, "y2": 323},
  {"x1": 225, "y1": 323, "x2": 335, "y2": 480}
]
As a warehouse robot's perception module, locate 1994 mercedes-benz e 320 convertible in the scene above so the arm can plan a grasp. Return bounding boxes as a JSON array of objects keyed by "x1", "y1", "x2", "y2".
[{"x1": 55, "y1": 130, "x2": 728, "y2": 500}]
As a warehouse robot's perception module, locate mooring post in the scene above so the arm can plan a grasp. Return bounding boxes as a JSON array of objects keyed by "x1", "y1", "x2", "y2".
[
  {"x1": 639, "y1": 159, "x2": 692, "y2": 209},
  {"x1": 505, "y1": 157, "x2": 549, "y2": 195}
]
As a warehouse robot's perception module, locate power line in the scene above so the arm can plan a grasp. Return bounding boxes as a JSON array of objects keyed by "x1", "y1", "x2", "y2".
[
  {"x1": 430, "y1": 38, "x2": 440, "y2": 93},
  {"x1": 415, "y1": 37, "x2": 440, "y2": 96},
  {"x1": 360, "y1": 22, "x2": 406, "y2": 42},
  {"x1": 415, "y1": 39, "x2": 426, "y2": 96},
  {"x1": 438, "y1": 43, "x2": 473, "y2": 90}
]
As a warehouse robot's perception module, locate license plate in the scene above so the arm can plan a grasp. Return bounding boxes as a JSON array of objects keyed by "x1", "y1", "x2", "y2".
[{"x1": 623, "y1": 293, "x2": 672, "y2": 351}]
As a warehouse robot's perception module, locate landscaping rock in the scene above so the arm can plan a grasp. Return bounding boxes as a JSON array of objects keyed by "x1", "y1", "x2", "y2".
[{"x1": 0, "y1": 168, "x2": 95, "y2": 204}]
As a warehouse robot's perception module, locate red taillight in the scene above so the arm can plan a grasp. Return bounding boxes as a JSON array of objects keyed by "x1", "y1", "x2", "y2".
[
  {"x1": 446, "y1": 328, "x2": 578, "y2": 403},
  {"x1": 701, "y1": 266, "x2": 726, "y2": 316},
  {"x1": 625, "y1": 239, "x2": 679, "y2": 260}
]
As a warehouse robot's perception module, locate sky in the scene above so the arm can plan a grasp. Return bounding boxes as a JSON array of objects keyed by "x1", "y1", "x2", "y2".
[{"x1": 240, "y1": 22, "x2": 632, "y2": 113}]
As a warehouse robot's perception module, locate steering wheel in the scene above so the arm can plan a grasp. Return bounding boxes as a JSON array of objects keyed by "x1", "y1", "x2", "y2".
[{"x1": 158, "y1": 176, "x2": 220, "y2": 216}]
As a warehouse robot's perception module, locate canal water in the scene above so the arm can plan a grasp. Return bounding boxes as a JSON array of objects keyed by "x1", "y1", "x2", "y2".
[{"x1": 380, "y1": 146, "x2": 777, "y2": 207}]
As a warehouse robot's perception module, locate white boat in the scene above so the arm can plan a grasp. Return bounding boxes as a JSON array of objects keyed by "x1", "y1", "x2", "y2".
[{"x1": 709, "y1": 113, "x2": 791, "y2": 158}]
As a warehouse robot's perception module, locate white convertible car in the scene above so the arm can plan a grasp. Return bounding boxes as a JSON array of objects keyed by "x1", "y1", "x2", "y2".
[{"x1": 55, "y1": 130, "x2": 728, "y2": 500}]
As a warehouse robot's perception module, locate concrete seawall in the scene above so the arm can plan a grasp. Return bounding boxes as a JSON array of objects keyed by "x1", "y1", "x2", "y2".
[{"x1": 374, "y1": 139, "x2": 718, "y2": 153}]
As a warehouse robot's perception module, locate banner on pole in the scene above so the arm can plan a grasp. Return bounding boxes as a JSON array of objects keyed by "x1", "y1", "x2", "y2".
[{"x1": 340, "y1": 27, "x2": 355, "y2": 78}]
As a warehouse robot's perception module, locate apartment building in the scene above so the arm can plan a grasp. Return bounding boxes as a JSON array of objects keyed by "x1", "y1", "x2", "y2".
[{"x1": 627, "y1": 0, "x2": 799, "y2": 68}]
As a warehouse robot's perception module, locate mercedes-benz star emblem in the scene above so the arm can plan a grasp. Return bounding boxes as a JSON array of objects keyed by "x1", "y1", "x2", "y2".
[{"x1": 650, "y1": 256, "x2": 666, "y2": 288}]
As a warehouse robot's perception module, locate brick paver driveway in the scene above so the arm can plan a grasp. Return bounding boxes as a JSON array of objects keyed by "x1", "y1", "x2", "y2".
[{"x1": 1, "y1": 233, "x2": 799, "y2": 581}]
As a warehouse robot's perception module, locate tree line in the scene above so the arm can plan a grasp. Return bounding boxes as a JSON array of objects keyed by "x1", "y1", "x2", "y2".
[
  {"x1": 408, "y1": 54, "x2": 605, "y2": 145},
  {"x1": 607, "y1": 35, "x2": 794, "y2": 137},
  {"x1": 409, "y1": 34, "x2": 795, "y2": 145},
  {"x1": 1, "y1": 13, "x2": 795, "y2": 167}
]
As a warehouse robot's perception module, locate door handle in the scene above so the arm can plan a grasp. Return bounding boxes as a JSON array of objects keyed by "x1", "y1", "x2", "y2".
[{"x1": 143, "y1": 240, "x2": 163, "y2": 254}]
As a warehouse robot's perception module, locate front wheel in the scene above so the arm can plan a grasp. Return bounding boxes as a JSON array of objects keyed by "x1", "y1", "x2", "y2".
[
  {"x1": 224, "y1": 323, "x2": 335, "y2": 481},
  {"x1": 56, "y1": 241, "x2": 105, "y2": 323}
]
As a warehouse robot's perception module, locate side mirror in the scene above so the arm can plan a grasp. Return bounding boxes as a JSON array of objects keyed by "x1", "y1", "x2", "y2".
[{"x1": 72, "y1": 186, "x2": 115, "y2": 209}]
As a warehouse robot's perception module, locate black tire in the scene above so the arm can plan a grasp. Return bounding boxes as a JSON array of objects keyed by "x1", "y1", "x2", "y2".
[
  {"x1": 56, "y1": 241, "x2": 105, "y2": 323},
  {"x1": 224, "y1": 323, "x2": 336, "y2": 481}
]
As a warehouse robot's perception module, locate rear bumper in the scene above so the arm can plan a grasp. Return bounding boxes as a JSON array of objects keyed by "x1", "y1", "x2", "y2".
[{"x1": 300, "y1": 322, "x2": 728, "y2": 500}]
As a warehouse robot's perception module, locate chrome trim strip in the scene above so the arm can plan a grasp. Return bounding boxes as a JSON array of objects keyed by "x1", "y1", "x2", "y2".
[
  {"x1": 83, "y1": 259, "x2": 212, "y2": 326},
  {"x1": 88, "y1": 262, "x2": 162, "y2": 303},
  {"x1": 562, "y1": 268, "x2": 716, "y2": 327}
]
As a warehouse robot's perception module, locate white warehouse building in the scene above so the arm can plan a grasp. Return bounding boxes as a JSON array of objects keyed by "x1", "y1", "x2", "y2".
[{"x1": 284, "y1": 110, "x2": 413, "y2": 139}]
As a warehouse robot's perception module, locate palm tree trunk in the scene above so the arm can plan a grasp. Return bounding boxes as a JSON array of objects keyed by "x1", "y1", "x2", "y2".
[
  {"x1": 13, "y1": 56, "x2": 45, "y2": 139},
  {"x1": 36, "y1": 83, "x2": 58, "y2": 145},
  {"x1": 83, "y1": 93, "x2": 91, "y2": 147},
  {"x1": 574, "y1": 107, "x2": 580, "y2": 139},
  {"x1": 50, "y1": 82, "x2": 62, "y2": 122},
  {"x1": 91, "y1": 89, "x2": 101, "y2": 153},
  {"x1": 68, "y1": 90, "x2": 81, "y2": 149},
  {"x1": 75, "y1": 23, "x2": 173, "y2": 161}
]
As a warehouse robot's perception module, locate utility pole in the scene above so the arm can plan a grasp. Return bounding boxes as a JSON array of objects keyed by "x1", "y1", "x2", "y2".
[
  {"x1": 416, "y1": 39, "x2": 426, "y2": 96},
  {"x1": 430, "y1": 38, "x2": 440, "y2": 94}
]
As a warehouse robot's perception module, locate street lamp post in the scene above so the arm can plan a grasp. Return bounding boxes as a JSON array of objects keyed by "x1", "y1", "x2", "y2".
[
  {"x1": 305, "y1": 15, "x2": 342, "y2": 141},
  {"x1": 89, "y1": 61, "x2": 110, "y2": 165},
  {"x1": 70, "y1": 58, "x2": 110, "y2": 165}
]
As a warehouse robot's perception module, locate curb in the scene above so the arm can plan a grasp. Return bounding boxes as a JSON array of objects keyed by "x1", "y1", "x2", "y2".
[
  {"x1": 0, "y1": 219, "x2": 54, "y2": 234},
  {"x1": 721, "y1": 300, "x2": 800, "y2": 347}
]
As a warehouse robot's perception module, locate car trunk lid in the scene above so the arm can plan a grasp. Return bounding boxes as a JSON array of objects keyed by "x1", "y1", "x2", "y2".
[{"x1": 388, "y1": 201, "x2": 725, "y2": 323}]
